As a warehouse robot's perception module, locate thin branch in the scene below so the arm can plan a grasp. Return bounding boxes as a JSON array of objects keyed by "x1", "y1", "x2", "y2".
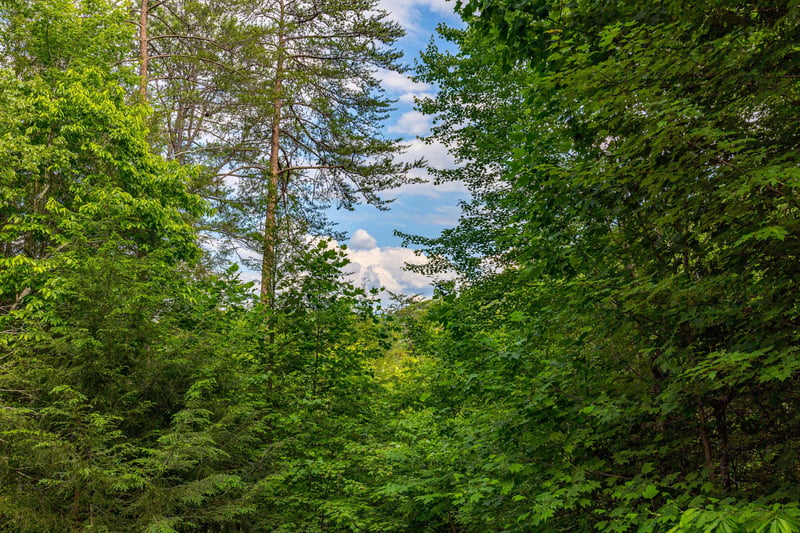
[
  {"x1": 148, "y1": 34, "x2": 235, "y2": 51},
  {"x1": 278, "y1": 164, "x2": 345, "y2": 175},
  {"x1": 148, "y1": 54, "x2": 240, "y2": 72}
]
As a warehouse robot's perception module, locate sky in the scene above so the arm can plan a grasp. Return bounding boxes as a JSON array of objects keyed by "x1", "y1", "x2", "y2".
[{"x1": 325, "y1": 0, "x2": 467, "y2": 300}]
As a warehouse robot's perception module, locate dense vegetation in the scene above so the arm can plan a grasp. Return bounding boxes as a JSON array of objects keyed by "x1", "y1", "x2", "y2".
[{"x1": 2, "y1": 0, "x2": 799, "y2": 531}]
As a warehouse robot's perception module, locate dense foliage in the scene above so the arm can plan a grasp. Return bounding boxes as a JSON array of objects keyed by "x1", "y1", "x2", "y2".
[
  {"x1": 396, "y1": 1, "x2": 800, "y2": 531},
  {"x1": 2, "y1": 0, "x2": 799, "y2": 532}
]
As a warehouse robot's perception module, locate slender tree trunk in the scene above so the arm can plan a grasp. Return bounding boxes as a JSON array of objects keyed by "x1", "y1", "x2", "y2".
[
  {"x1": 138, "y1": 0, "x2": 149, "y2": 103},
  {"x1": 697, "y1": 403, "x2": 716, "y2": 480},
  {"x1": 260, "y1": 0, "x2": 286, "y2": 308},
  {"x1": 712, "y1": 400, "x2": 732, "y2": 492},
  {"x1": 70, "y1": 487, "x2": 81, "y2": 524},
  {"x1": 170, "y1": 103, "x2": 186, "y2": 163}
]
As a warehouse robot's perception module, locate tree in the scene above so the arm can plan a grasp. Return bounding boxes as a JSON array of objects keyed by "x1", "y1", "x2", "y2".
[
  {"x1": 0, "y1": 0, "x2": 131, "y2": 79},
  {"x1": 400, "y1": 23, "x2": 533, "y2": 280},
  {"x1": 247, "y1": 0, "x2": 413, "y2": 304},
  {"x1": 134, "y1": 0, "x2": 421, "y2": 306},
  {"x1": 401, "y1": 1, "x2": 800, "y2": 530},
  {"x1": 0, "y1": 61, "x2": 214, "y2": 529},
  {"x1": 1, "y1": 3, "x2": 436, "y2": 531},
  {"x1": 133, "y1": 0, "x2": 265, "y2": 275}
]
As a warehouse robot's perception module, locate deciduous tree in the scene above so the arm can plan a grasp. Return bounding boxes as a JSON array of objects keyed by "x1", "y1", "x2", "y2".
[{"x1": 401, "y1": 1, "x2": 800, "y2": 530}]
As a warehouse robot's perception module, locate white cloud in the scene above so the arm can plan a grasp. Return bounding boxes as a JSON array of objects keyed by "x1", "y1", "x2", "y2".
[
  {"x1": 210, "y1": 230, "x2": 453, "y2": 302},
  {"x1": 378, "y1": 0, "x2": 458, "y2": 34},
  {"x1": 375, "y1": 69, "x2": 431, "y2": 94},
  {"x1": 384, "y1": 137, "x2": 469, "y2": 198},
  {"x1": 388, "y1": 111, "x2": 431, "y2": 136},
  {"x1": 374, "y1": 71, "x2": 434, "y2": 113},
  {"x1": 238, "y1": 267, "x2": 262, "y2": 286},
  {"x1": 401, "y1": 137, "x2": 454, "y2": 169},
  {"x1": 350, "y1": 228, "x2": 378, "y2": 250},
  {"x1": 389, "y1": 179, "x2": 469, "y2": 198},
  {"x1": 340, "y1": 229, "x2": 439, "y2": 295},
  {"x1": 399, "y1": 91, "x2": 435, "y2": 104}
]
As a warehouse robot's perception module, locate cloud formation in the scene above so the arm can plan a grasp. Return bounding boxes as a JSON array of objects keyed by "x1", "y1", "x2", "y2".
[
  {"x1": 378, "y1": 0, "x2": 458, "y2": 34},
  {"x1": 375, "y1": 69, "x2": 432, "y2": 94},
  {"x1": 384, "y1": 137, "x2": 468, "y2": 198},
  {"x1": 401, "y1": 137, "x2": 455, "y2": 170},
  {"x1": 342, "y1": 229, "x2": 435, "y2": 295},
  {"x1": 388, "y1": 111, "x2": 431, "y2": 136},
  {"x1": 350, "y1": 228, "x2": 378, "y2": 250},
  {"x1": 399, "y1": 91, "x2": 435, "y2": 104},
  {"x1": 374, "y1": 70, "x2": 434, "y2": 115}
]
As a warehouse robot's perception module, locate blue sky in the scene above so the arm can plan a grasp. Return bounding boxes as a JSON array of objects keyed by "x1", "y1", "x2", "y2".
[{"x1": 326, "y1": 0, "x2": 467, "y2": 298}]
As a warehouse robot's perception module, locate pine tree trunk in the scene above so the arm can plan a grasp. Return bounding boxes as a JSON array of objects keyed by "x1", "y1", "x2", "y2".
[
  {"x1": 260, "y1": 0, "x2": 286, "y2": 308},
  {"x1": 697, "y1": 403, "x2": 716, "y2": 480},
  {"x1": 138, "y1": 0, "x2": 148, "y2": 103}
]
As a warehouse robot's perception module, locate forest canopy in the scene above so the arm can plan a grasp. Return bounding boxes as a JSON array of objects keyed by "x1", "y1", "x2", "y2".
[{"x1": 1, "y1": 1, "x2": 799, "y2": 532}]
